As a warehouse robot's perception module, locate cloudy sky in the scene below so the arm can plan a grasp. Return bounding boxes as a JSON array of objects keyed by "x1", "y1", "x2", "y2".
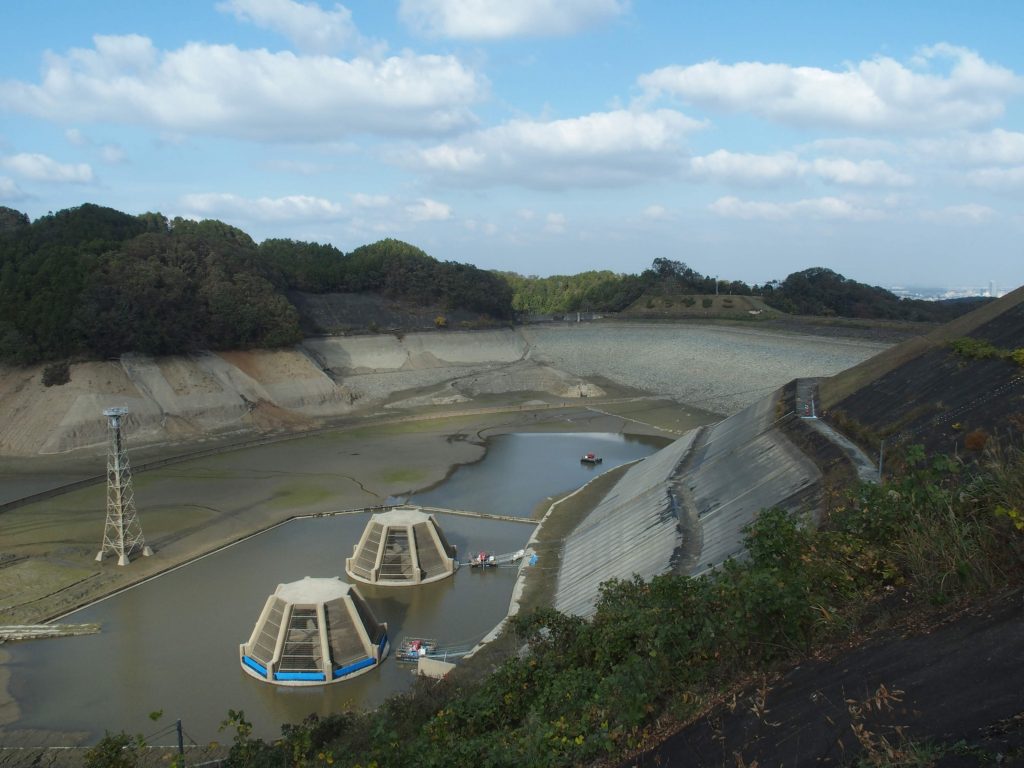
[{"x1": 2, "y1": 1, "x2": 1022, "y2": 291}]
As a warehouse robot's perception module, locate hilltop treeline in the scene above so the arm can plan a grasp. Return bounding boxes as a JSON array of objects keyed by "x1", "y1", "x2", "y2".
[
  {"x1": 0, "y1": 204, "x2": 512, "y2": 365},
  {"x1": 261, "y1": 237, "x2": 512, "y2": 318},
  {"x1": 761, "y1": 267, "x2": 987, "y2": 321},
  {"x1": 0, "y1": 203, "x2": 986, "y2": 365},
  {"x1": 503, "y1": 259, "x2": 984, "y2": 321},
  {"x1": 501, "y1": 257, "x2": 753, "y2": 315}
]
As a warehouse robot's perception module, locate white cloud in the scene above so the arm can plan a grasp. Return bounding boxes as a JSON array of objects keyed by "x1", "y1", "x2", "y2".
[
  {"x1": 642, "y1": 204, "x2": 671, "y2": 220},
  {"x1": 0, "y1": 176, "x2": 26, "y2": 200},
  {"x1": 811, "y1": 157, "x2": 912, "y2": 186},
  {"x1": 544, "y1": 212, "x2": 566, "y2": 234},
  {"x1": 217, "y1": 0, "x2": 379, "y2": 55},
  {"x1": 916, "y1": 129, "x2": 1024, "y2": 166},
  {"x1": 180, "y1": 192, "x2": 346, "y2": 220},
  {"x1": 688, "y1": 150, "x2": 911, "y2": 186},
  {"x1": 0, "y1": 35, "x2": 484, "y2": 142},
  {"x1": 709, "y1": 195, "x2": 884, "y2": 221},
  {"x1": 405, "y1": 197, "x2": 452, "y2": 221},
  {"x1": 1, "y1": 152, "x2": 93, "y2": 183},
  {"x1": 966, "y1": 166, "x2": 1024, "y2": 189},
  {"x1": 690, "y1": 150, "x2": 802, "y2": 184},
  {"x1": 399, "y1": 0, "x2": 628, "y2": 39},
  {"x1": 405, "y1": 109, "x2": 701, "y2": 189},
  {"x1": 921, "y1": 203, "x2": 995, "y2": 223},
  {"x1": 639, "y1": 44, "x2": 1021, "y2": 131}
]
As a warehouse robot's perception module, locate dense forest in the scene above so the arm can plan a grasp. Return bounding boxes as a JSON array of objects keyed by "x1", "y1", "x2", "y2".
[
  {"x1": 0, "y1": 204, "x2": 513, "y2": 365},
  {"x1": 0, "y1": 203, "x2": 987, "y2": 366}
]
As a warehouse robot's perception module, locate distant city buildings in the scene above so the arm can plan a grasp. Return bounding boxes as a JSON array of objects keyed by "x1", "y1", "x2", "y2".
[{"x1": 889, "y1": 283, "x2": 1007, "y2": 301}]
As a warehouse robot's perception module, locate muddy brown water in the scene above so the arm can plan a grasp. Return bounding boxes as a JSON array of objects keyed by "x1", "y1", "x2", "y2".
[{"x1": 2, "y1": 432, "x2": 662, "y2": 744}]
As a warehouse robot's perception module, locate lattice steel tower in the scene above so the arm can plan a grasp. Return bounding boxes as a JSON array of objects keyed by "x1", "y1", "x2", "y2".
[{"x1": 96, "y1": 407, "x2": 153, "y2": 566}]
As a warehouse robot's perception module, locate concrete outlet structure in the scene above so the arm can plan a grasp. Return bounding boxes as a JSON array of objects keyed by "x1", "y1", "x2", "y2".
[
  {"x1": 346, "y1": 507, "x2": 458, "y2": 586},
  {"x1": 240, "y1": 577, "x2": 389, "y2": 685}
]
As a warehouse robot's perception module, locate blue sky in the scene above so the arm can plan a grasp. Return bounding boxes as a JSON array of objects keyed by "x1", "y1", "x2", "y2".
[{"x1": 2, "y1": 1, "x2": 1022, "y2": 291}]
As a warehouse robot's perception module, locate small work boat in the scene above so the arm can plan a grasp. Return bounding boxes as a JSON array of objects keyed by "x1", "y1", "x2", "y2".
[
  {"x1": 580, "y1": 452, "x2": 603, "y2": 464},
  {"x1": 396, "y1": 637, "x2": 438, "y2": 663},
  {"x1": 470, "y1": 551, "x2": 498, "y2": 568}
]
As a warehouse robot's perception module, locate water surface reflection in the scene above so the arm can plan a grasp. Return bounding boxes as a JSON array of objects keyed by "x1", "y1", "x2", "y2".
[{"x1": 5, "y1": 433, "x2": 662, "y2": 742}]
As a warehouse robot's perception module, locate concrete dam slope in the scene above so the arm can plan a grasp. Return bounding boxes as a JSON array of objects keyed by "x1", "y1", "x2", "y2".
[
  {"x1": 0, "y1": 324, "x2": 887, "y2": 458},
  {"x1": 554, "y1": 431, "x2": 697, "y2": 617},
  {"x1": 554, "y1": 389, "x2": 822, "y2": 618}
]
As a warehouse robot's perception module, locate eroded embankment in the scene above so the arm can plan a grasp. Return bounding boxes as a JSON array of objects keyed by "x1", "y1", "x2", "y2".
[{"x1": 0, "y1": 324, "x2": 888, "y2": 460}]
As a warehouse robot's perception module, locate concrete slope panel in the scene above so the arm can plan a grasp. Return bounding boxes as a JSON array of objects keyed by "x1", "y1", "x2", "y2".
[
  {"x1": 689, "y1": 431, "x2": 820, "y2": 574},
  {"x1": 554, "y1": 433, "x2": 696, "y2": 618}
]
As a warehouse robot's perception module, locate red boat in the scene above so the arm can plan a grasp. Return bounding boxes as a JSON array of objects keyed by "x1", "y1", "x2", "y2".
[{"x1": 580, "y1": 452, "x2": 603, "y2": 464}]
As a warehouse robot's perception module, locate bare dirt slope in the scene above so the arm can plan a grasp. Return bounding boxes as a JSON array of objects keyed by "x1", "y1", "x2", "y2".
[
  {"x1": 0, "y1": 330, "x2": 579, "y2": 457},
  {"x1": 0, "y1": 325, "x2": 887, "y2": 459}
]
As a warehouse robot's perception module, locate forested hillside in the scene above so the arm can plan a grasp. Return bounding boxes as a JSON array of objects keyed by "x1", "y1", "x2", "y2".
[
  {"x1": 501, "y1": 258, "x2": 753, "y2": 315},
  {"x1": 0, "y1": 204, "x2": 513, "y2": 365},
  {"x1": 760, "y1": 266, "x2": 989, "y2": 321},
  {"x1": 0, "y1": 203, "x2": 991, "y2": 367},
  {"x1": 502, "y1": 259, "x2": 986, "y2": 321}
]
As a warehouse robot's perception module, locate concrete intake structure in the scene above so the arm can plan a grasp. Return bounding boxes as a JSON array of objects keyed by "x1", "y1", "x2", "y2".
[
  {"x1": 240, "y1": 577, "x2": 389, "y2": 685},
  {"x1": 346, "y1": 507, "x2": 458, "y2": 586}
]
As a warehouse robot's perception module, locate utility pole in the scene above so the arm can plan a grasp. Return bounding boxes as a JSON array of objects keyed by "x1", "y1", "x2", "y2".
[{"x1": 176, "y1": 719, "x2": 184, "y2": 761}]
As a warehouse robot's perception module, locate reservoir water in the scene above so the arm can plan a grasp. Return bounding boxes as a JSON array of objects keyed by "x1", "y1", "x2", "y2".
[{"x1": 4, "y1": 432, "x2": 663, "y2": 743}]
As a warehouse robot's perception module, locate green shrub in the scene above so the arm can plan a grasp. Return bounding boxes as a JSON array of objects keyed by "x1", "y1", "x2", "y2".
[
  {"x1": 950, "y1": 337, "x2": 1001, "y2": 359},
  {"x1": 701, "y1": 297, "x2": 713, "y2": 308},
  {"x1": 84, "y1": 731, "x2": 145, "y2": 768},
  {"x1": 42, "y1": 360, "x2": 70, "y2": 387}
]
